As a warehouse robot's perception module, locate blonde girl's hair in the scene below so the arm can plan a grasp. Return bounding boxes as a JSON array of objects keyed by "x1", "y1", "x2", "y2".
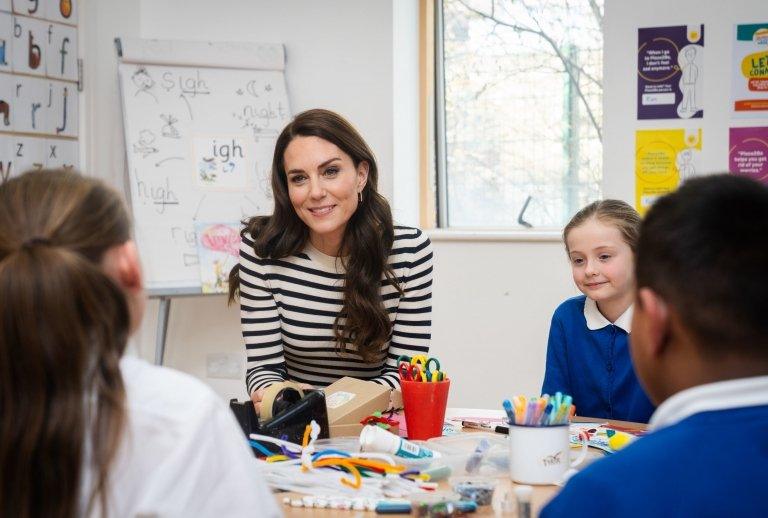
[{"x1": 563, "y1": 200, "x2": 641, "y2": 254}]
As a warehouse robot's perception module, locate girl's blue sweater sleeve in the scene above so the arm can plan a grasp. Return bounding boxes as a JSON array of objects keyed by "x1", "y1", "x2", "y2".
[{"x1": 542, "y1": 306, "x2": 571, "y2": 396}]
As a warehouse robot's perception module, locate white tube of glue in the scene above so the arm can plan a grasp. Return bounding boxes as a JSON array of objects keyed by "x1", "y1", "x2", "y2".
[{"x1": 359, "y1": 425, "x2": 441, "y2": 459}]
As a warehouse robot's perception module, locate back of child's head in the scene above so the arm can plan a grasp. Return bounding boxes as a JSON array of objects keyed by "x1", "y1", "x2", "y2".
[
  {"x1": 0, "y1": 170, "x2": 132, "y2": 518},
  {"x1": 563, "y1": 199, "x2": 641, "y2": 254},
  {"x1": 637, "y1": 174, "x2": 768, "y2": 359}
]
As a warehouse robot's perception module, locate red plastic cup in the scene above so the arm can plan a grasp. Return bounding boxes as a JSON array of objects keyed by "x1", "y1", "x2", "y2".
[{"x1": 401, "y1": 378, "x2": 450, "y2": 440}]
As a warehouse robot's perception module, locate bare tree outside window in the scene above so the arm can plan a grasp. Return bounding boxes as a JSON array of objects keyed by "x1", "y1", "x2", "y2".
[{"x1": 438, "y1": 0, "x2": 603, "y2": 228}]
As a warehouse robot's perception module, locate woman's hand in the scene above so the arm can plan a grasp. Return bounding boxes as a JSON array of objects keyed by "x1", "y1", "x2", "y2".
[
  {"x1": 251, "y1": 383, "x2": 316, "y2": 415},
  {"x1": 251, "y1": 388, "x2": 266, "y2": 415}
]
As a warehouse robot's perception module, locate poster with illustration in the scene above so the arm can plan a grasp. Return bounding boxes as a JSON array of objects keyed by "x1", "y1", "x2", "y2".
[
  {"x1": 195, "y1": 222, "x2": 241, "y2": 294},
  {"x1": 638, "y1": 25, "x2": 704, "y2": 120},
  {"x1": 732, "y1": 23, "x2": 768, "y2": 117},
  {"x1": 192, "y1": 135, "x2": 250, "y2": 190},
  {"x1": 12, "y1": 75, "x2": 45, "y2": 134},
  {"x1": 46, "y1": 0, "x2": 78, "y2": 25},
  {"x1": 729, "y1": 127, "x2": 768, "y2": 184},
  {"x1": 44, "y1": 137, "x2": 78, "y2": 169},
  {"x1": 46, "y1": 23, "x2": 77, "y2": 81},
  {"x1": 8, "y1": 134, "x2": 44, "y2": 172},
  {"x1": 0, "y1": 134, "x2": 11, "y2": 182},
  {"x1": 0, "y1": 72, "x2": 12, "y2": 129},
  {"x1": 0, "y1": 11, "x2": 12, "y2": 72},
  {"x1": 635, "y1": 128, "x2": 702, "y2": 214},
  {"x1": 11, "y1": 14, "x2": 47, "y2": 76}
]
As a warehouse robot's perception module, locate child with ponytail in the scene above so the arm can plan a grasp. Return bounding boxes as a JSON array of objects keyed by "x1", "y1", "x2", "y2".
[{"x1": 0, "y1": 170, "x2": 278, "y2": 518}]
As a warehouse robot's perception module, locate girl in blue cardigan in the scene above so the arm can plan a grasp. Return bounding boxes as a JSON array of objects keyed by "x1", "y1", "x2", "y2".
[{"x1": 542, "y1": 200, "x2": 654, "y2": 423}]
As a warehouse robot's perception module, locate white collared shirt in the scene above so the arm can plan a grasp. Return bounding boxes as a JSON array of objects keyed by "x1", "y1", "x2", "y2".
[
  {"x1": 583, "y1": 298, "x2": 633, "y2": 332},
  {"x1": 649, "y1": 375, "x2": 768, "y2": 431},
  {"x1": 84, "y1": 356, "x2": 281, "y2": 518}
]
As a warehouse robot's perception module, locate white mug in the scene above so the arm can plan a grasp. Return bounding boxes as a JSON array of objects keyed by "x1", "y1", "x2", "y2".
[{"x1": 508, "y1": 424, "x2": 588, "y2": 485}]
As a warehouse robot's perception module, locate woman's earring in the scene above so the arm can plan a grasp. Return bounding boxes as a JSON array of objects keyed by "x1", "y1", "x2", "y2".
[{"x1": 358, "y1": 191, "x2": 363, "y2": 203}]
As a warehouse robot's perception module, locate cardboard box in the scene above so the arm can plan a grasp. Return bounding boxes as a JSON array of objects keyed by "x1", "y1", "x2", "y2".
[{"x1": 324, "y1": 377, "x2": 395, "y2": 437}]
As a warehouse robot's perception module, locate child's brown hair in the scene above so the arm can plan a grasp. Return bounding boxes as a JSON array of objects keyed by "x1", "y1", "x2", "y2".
[{"x1": 0, "y1": 169, "x2": 131, "y2": 518}]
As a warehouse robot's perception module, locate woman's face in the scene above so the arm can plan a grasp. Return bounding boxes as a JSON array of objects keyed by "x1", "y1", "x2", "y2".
[{"x1": 283, "y1": 136, "x2": 368, "y2": 256}]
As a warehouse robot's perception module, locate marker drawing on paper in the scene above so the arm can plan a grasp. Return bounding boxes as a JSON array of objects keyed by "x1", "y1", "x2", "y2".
[
  {"x1": 196, "y1": 222, "x2": 241, "y2": 293},
  {"x1": 132, "y1": 67, "x2": 158, "y2": 102}
]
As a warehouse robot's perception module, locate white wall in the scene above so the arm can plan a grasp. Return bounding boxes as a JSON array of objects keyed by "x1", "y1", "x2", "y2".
[
  {"x1": 81, "y1": 0, "x2": 140, "y2": 193},
  {"x1": 428, "y1": 236, "x2": 575, "y2": 406},
  {"x1": 603, "y1": 0, "x2": 765, "y2": 200}
]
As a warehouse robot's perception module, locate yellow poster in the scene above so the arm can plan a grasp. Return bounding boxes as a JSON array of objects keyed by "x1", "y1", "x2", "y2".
[{"x1": 635, "y1": 128, "x2": 702, "y2": 214}]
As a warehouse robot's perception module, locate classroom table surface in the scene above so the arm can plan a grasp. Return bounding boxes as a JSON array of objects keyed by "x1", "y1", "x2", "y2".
[{"x1": 274, "y1": 408, "x2": 647, "y2": 517}]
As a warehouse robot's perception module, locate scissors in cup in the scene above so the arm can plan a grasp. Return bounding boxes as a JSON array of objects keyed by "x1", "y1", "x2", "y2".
[
  {"x1": 398, "y1": 362, "x2": 425, "y2": 382},
  {"x1": 396, "y1": 354, "x2": 444, "y2": 382}
]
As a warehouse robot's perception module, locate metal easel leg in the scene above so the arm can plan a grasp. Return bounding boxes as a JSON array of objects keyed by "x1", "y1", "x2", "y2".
[{"x1": 155, "y1": 296, "x2": 171, "y2": 365}]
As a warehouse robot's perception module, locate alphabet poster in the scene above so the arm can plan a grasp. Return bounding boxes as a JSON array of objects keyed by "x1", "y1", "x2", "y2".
[
  {"x1": 0, "y1": 0, "x2": 79, "y2": 182},
  {"x1": 729, "y1": 127, "x2": 768, "y2": 184},
  {"x1": 732, "y1": 23, "x2": 768, "y2": 117},
  {"x1": 0, "y1": 12, "x2": 12, "y2": 73},
  {"x1": 118, "y1": 59, "x2": 291, "y2": 292},
  {"x1": 637, "y1": 25, "x2": 704, "y2": 120},
  {"x1": 635, "y1": 128, "x2": 702, "y2": 214}
]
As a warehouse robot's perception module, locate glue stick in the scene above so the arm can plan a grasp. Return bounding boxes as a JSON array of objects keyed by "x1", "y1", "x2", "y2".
[{"x1": 359, "y1": 425, "x2": 440, "y2": 459}]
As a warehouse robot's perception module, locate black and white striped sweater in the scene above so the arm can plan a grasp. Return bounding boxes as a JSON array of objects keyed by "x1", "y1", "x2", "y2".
[{"x1": 237, "y1": 226, "x2": 433, "y2": 394}]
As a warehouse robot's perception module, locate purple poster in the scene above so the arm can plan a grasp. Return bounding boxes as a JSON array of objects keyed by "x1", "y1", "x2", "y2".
[
  {"x1": 730, "y1": 127, "x2": 768, "y2": 184},
  {"x1": 638, "y1": 25, "x2": 704, "y2": 120}
]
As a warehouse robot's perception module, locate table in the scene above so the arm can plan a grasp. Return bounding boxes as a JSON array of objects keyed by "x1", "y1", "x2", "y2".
[{"x1": 274, "y1": 409, "x2": 646, "y2": 517}]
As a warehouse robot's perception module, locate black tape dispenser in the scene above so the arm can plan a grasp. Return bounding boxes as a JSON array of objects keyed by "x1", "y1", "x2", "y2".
[{"x1": 229, "y1": 381, "x2": 329, "y2": 447}]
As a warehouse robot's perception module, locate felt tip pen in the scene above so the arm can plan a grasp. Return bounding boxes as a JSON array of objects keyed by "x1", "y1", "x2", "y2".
[
  {"x1": 539, "y1": 402, "x2": 553, "y2": 426},
  {"x1": 375, "y1": 500, "x2": 412, "y2": 514},
  {"x1": 461, "y1": 420, "x2": 493, "y2": 431},
  {"x1": 523, "y1": 401, "x2": 534, "y2": 425},
  {"x1": 461, "y1": 420, "x2": 509, "y2": 434},
  {"x1": 376, "y1": 500, "x2": 478, "y2": 514},
  {"x1": 554, "y1": 391, "x2": 563, "y2": 410},
  {"x1": 494, "y1": 424, "x2": 509, "y2": 435},
  {"x1": 553, "y1": 403, "x2": 567, "y2": 425},
  {"x1": 502, "y1": 399, "x2": 516, "y2": 424}
]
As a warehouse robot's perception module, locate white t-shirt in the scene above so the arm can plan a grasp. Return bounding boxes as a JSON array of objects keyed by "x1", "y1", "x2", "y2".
[{"x1": 85, "y1": 356, "x2": 281, "y2": 517}]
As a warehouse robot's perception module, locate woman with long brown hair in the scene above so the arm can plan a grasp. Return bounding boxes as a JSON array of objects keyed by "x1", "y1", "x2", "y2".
[
  {"x1": 230, "y1": 109, "x2": 433, "y2": 413},
  {"x1": 0, "y1": 170, "x2": 278, "y2": 518}
]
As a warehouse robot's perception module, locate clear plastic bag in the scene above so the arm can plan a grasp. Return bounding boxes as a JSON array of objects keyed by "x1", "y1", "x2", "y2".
[{"x1": 425, "y1": 433, "x2": 509, "y2": 477}]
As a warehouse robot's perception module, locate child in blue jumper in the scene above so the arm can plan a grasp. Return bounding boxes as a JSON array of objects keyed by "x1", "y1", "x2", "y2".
[
  {"x1": 542, "y1": 174, "x2": 768, "y2": 517},
  {"x1": 542, "y1": 200, "x2": 654, "y2": 423}
]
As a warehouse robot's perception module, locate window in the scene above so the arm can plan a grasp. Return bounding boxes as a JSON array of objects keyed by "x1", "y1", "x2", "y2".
[{"x1": 435, "y1": 0, "x2": 604, "y2": 228}]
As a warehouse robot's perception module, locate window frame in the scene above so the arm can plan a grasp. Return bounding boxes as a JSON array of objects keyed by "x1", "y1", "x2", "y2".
[{"x1": 429, "y1": 0, "x2": 603, "y2": 235}]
